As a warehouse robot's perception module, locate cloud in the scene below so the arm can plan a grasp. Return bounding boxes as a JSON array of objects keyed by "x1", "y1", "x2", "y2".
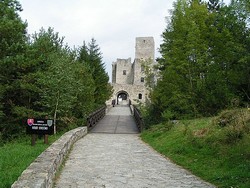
[{"x1": 19, "y1": 0, "x2": 175, "y2": 79}]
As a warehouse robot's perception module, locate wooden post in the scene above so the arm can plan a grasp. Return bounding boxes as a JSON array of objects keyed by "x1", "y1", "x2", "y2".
[
  {"x1": 44, "y1": 134, "x2": 48, "y2": 144},
  {"x1": 44, "y1": 116, "x2": 49, "y2": 144},
  {"x1": 31, "y1": 134, "x2": 36, "y2": 146}
]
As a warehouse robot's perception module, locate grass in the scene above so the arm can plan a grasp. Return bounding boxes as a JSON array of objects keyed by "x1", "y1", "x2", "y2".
[
  {"x1": 0, "y1": 134, "x2": 62, "y2": 188},
  {"x1": 141, "y1": 110, "x2": 250, "y2": 188}
]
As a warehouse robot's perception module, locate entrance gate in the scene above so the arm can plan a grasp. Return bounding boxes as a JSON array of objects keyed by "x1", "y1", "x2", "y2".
[{"x1": 116, "y1": 91, "x2": 129, "y2": 105}]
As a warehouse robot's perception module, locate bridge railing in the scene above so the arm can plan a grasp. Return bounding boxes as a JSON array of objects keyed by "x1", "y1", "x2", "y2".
[
  {"x1": 133, "y1": 105, "x2": 144, "y2": 132},
  {"x1": 87, "y1": 106, "x2": 106, "y2": 131}
]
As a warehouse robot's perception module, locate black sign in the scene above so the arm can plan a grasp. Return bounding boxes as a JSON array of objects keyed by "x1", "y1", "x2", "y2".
[{"x1": 26, "y1": 119, "x2": 54, "y2": 135}]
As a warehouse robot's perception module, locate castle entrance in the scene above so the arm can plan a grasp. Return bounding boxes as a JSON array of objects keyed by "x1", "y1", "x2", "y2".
[{"x1": 116, "y1": 91, "x2": 129, "y2": 105}]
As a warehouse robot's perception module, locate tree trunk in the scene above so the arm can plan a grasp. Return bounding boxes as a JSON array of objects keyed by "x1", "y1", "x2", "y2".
[{"x1": 53, "y1": 90, "x2": 60, "y2": 134}]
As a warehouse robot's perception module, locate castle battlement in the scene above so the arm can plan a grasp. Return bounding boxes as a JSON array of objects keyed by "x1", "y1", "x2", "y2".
[{"x1": 108, "y1": 37, "x2": 156, "y2": 105}]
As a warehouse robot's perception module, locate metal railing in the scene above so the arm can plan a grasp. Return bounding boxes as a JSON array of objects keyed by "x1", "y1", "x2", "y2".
[
  {"x1": 86, "y1": 106, "x2": 106, "y2": 131},
  {"x1": 133, "y1": 105, "x2": 144, "y2": 132}
]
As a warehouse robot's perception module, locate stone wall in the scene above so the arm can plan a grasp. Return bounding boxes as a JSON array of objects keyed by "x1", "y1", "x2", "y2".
[
  {"x1": 112, "y1": 58, "x2": 132, "y2": 84},
  {"x1": 107, "y1": 37, "x2": 155, "y2": 106},
  {"x1": 106, "y1": 83, "x2": 148, "y2": 105},
  {"x1": 132, "y1": 59, "x2": 145, "y2": 85},
  {"x1": 11, "y1": 127, "x2": 87, "y2": 188},
  {"x1": 135, "y1": 37, "x2": 155, "y2": 60}
]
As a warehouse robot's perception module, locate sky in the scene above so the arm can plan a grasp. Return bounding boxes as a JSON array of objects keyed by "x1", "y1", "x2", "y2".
[{"x1": 18, "y1": 0, "x2": 230, "y2": 80}]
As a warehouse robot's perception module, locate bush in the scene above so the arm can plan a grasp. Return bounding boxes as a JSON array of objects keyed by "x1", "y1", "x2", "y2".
[{"x1": 213, "y1": 108, "x2": 250, "y2": 143}]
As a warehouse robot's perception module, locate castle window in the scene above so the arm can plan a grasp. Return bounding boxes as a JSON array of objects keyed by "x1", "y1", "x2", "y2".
[
  {"x1": 123, "y1": 70, "x2": 126, "y2": 75},
  {"x1": 138, "y1": 93, "x2": 142, "y2": 99},
  {"x1": 141, "y1": 77, "x2": 144, "y2": 82},
  {"x1": 141, "y1": 65, "x2": 144, "y2": 72}
]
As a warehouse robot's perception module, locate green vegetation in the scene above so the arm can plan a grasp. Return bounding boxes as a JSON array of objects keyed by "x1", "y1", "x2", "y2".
[
  {"x1": 0, "y1": 1, "x2": 112, "y2": 185},
  {"x1": 1, "y1": 0, "x2": 249, "y2": 186},
  {"x1": 144, "y1": 0, "x2": 250, "y2": 124},
  {"x1": 0, "y1": 0, "x2": 112, "y2": 143},
  {"x1": 0, "y1": 134, "x2": 62, "y2": 188},
  {"x1": 141, "y1": 109, "x2": 250, "y2": 188},
  {"x1": 141, "y1": 2, "x2": 250, "y2": 186}
]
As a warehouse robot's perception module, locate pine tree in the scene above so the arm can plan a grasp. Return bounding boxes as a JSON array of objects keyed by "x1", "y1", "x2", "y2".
[
  {"x1": 0, "y1": 0, "x2": 28, "y2": 140},
  {"x1": 78, "y1": 38, "x2": 111, "y2": 107}
]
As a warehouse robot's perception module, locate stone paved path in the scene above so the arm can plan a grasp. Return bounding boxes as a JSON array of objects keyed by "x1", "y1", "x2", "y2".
[{"x1": 54, "y1": 106, "x2": 215, "y2": 188}]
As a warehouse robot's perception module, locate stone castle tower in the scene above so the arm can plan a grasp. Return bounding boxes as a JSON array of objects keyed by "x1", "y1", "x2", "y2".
[{"x1": 107, "y1": 37, "x2": 156, "y2": 105}]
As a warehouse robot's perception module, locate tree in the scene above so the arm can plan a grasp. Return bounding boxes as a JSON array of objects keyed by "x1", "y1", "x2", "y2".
[
  {"x1": 208, "y1": 0, "x2": 221, "y2": 11},
  {"x1": 206, "y1": 0, "x2": 250, "y2": 107},
  {"x1": 77, "y1": 38, "x2": 111, "y2": 107},
  {"x1": 0, "y1": 0, "x2": 28, "y2": 140},
  {"x1": 145, "y1": 0, "x2": 250, "y2": 125},
  {"x1": 0, "y1": 1, "x2": 112, "y2": 142},
  {"x1": 152, "y1": 0, "x2": 211, "y2": 119},
  {"x1": 28, "y1": 28, "x2": 96, "y2": 132}
]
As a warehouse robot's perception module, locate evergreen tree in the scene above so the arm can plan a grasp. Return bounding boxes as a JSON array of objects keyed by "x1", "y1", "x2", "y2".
[
  {"x1": 78, "y1": 38, "x2": 111, "y2": 107},
  {"x1": 0, "y1": 1, "x2": 111, "y2": 141},
  {"x1": 78, "y1": 41, "x2": 89, "y2": 64},
  {"x1": 0, "y1": 0, "x2": 28, "y2": 140}
]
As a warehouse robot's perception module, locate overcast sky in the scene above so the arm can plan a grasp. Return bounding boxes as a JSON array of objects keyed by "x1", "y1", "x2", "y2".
[{"x1": 18, "y1": 0, "x2": 230, "y2": 80}]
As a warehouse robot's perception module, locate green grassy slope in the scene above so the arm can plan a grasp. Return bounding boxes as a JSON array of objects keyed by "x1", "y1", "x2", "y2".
[
  {"x1": 0, "y1": 134, "x2": 61, "y2": 188},
  {"x1": 141, "y1": 110, "x2": 250, "y2": 188}
]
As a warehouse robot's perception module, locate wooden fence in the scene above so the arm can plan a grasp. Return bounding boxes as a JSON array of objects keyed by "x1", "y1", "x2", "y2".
[
  {"x1": 133, "y1": 105, "x2": 144, "y2": 132},
  {"x1": 86, "y1": 106, "x2": 106, "y2": 131}
]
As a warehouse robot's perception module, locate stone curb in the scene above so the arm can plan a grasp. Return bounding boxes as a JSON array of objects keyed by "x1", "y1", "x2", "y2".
[{"x1": 11, "y1": 127, "x2": 87, "y2": 188}]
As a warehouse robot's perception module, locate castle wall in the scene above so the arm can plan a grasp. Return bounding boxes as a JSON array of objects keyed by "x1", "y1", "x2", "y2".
[
  {"x1": 133, "y1": 37, "x2": 155, "y2": 85},
  {"x1": 107, "y1": 37, "x2": 155, "y2": 106},
  {"x1": 112, "y1": 58, "x2": 132, "y2": 84},
  {"x1": 112, "y1": 63, "x2": 116, "y2": 83},
  {"x1": 107, "y1": 83, "x2": 148, "y2": 105},
  {"x1": 135, "y1": 37, "x2": 155, "y2": 60},
  {"x1": 133, "y1": 59, "x2": 145, "y2": 85}
]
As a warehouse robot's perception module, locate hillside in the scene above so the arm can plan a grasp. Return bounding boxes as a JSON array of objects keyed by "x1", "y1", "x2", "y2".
[{"x1": 141, "y1": 109, "x2": 250, "y2": 188}]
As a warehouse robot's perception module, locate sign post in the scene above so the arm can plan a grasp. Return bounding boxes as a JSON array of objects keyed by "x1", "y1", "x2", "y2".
[
  {"x1": 26, "y1": 119, "x2": 54, "y2": 146},
  {"x1": 44, "y1": 134, "x2": 48, "y2": 144},
  {"x1": 31, "y1": 134, "x2": 36, "y2": 146}
]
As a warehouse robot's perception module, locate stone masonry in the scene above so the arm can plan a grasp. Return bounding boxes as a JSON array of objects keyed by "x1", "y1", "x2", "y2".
[
  {"x1": 11, "y1": 127, "x2": 87, "y2": 188},
  {"x1": 55, "y1": 134, "x2": 215, "y2": 188},
  {"x1": 107, "y1": 37, "x2": 156, "y2": 105},
  {"x1": 54, "y1": 106, "x2": 215, "y2": 188}
]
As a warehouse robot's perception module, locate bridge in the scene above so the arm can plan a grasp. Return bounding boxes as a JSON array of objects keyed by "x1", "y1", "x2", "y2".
[
  {"x1": 12, "y1": 105, "x2": 214, "y2": 187},
  {"x1": 90, "y1": 105, "x2": 139, "y2": 134},
  {"x1": 54, "y1": 105, "x2": 214, "y2": 187}
]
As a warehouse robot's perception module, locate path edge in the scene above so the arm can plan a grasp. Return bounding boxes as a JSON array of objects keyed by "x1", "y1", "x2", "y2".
[{"x1": 11, "y1": 127, "x2": 87, "y2": 188}]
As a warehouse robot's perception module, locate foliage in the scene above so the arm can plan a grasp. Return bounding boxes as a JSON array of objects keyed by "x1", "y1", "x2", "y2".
[
  {"x1": 145, "y1": 0, "x2": 250, "y2": 125},
  {"x1": 141, "y1": 111, "x2": 250, "y2": 187},
  {"x1": 0, "y1": 0, "x2": 28, "y2": 141},
  {"x1": 77, "y1": 39, "x2": 112, "y2": 107},
  {"x1": 213, "y1": 108, "x2": 250, "y2": 143},
  {"x1": 0, "y1": 1, "x2": 112, "y2": 142}
]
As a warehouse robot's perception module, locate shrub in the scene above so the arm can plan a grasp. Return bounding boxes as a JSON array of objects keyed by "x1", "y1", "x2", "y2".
[{"x1": 213, "y1": 108, "x2": 250, "y2": 143}]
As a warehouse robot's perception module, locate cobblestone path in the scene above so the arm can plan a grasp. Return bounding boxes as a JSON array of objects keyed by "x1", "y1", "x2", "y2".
[{"x1": 54, "y1": 106, "x2": 215, "y2": 188}]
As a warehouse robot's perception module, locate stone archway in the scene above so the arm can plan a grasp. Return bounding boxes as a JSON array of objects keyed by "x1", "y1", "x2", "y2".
[{"x1": 116, "y1": 90, "x2": 129, "y2": 105}]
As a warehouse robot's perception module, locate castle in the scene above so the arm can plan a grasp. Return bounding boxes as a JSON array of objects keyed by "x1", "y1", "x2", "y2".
[{"x1": 107, "y1": 37, "x2": 156, "y2": 105}]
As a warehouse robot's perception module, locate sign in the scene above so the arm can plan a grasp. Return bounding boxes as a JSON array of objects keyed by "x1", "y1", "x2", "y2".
[{"x1": 26, "y1": 119, "x2": 54, "y2": 135}]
